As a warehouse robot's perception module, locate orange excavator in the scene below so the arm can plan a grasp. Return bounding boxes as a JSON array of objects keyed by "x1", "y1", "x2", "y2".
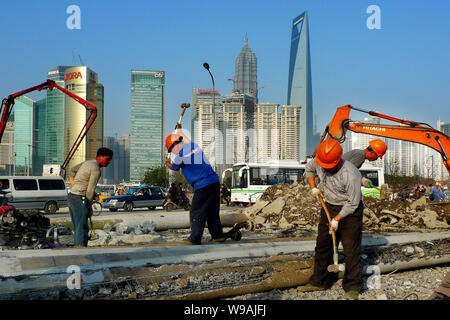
[
  {"x1": 317, "y1": 104, "x2": 450, "y2": 179},
  {"x1": 0, "y1": 80, "x2": 97, "y2": 178}
]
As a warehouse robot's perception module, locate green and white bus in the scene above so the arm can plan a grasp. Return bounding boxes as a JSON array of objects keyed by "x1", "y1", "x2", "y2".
[
  {"x1": 223, "y1": 161, "x2": 385, "y2": 205},
  {"x1": 223, "y1": 161, "x2": 306, "y2": 206}
]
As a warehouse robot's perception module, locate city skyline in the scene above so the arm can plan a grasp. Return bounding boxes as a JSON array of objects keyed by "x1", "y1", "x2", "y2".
[{"x1": 1, "y1": 1, "x2": 448, "y2": 143}]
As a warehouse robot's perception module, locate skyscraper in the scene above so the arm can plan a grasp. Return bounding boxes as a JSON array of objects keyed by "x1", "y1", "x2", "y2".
[
  {"x1": 254, "y1": 103, "x2": 280, "y2": 163},
  {"x1": 13, "y1": 96, "x2": 34, "y2": 174},
  {"x1": 64, "y1": 66, "x2": 104, "y2": 174},
  {"x1": 45, "y1": 66, "x2": 71, "y2": 165},
  {"x1": 437, "y1": 120, "x2": 449, "y2": 136},
  {"x1": 191, "y1": 87, "x2": 221, "y2": 144},
  {"x1": 130, "y1": 70, "x2": 165, "y2": 181},
  {"x1": 234, "y1": 36, "x2": 257, "y2": 99},
  {"x1": 287, "y1": 11, "x2": 313, "y2": 161},
  {"x1": 117, "y1": 134, "x2": 130, "y2": 182},
  {"x1": 0, "y1": 121, "x2": 14, "y2": 175},
  {"x1": 33, "y1": 98, "x2": 46, "y2": 175},
  {"x1": 280, "y1": 105, "x2": 301, "y2": 161},
  {"x1": 222, "y1": 92, "x2": 255, "y2": 165}
]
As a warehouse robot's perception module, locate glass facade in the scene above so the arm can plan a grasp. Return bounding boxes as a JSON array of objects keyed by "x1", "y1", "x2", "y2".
[
  {"x1": 13, "y1": 96, "x2": 34, "y2": 174},
  {"x1": 130, "y1": 70, "x2": 165, "y2": 181},
  {"x1": 33, "y1": 98, "x2": 46, "y2": 175},
  {"x1": 45, "y1": 66, "x2": 71, "y2": 165},
  {"x1": 64, "y1": 66, "x2": 104, "y2": 174},
  {"x1": 287, "y1": 11, "x2": 313, "y2": 161},
  {"x1": 235, "y1": 36, "x2": 257, "y2": 98}
]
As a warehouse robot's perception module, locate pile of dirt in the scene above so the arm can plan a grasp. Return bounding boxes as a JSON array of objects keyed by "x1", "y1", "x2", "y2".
[{"x1": 244, "y1": 183, "x2": 450, "y2": 232}]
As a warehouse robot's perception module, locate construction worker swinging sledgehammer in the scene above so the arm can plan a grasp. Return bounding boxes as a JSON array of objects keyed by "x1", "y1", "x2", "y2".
[
  {"x1": 164, "y1": 125, "x2": 225, "y2": 245},
  {"x1": 298, "y1": 139, "x2": 364, "y2": 300}
]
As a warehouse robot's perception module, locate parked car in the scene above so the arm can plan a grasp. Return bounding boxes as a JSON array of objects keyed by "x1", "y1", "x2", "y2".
[
  {"x1": 0, "y1": 176, "x2": 68, "y2": 214},
  {"x1": 101, "y1": 186, "x2": 166, "y2": 212}
]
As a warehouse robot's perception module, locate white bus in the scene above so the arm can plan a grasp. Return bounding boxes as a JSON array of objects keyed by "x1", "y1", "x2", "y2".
[
  {"x1": 223, "y1": 161, "x2": 306, "y2": 205},
  {"x1": 359, "y1": 164, "x2": 385, "y2": 198},
  {"x1": 223, "y1": 161, "x2": 385, "y2": 205}
]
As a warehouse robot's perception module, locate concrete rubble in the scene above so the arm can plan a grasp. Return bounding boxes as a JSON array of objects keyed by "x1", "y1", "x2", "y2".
[{"x1": 242, "y1": 183, "x2": 450, "y2": 233}]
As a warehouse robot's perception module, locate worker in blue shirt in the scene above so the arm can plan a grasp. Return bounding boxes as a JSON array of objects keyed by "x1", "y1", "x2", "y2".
[
  {"x1": 430, "y1": 183, "x2": 445, "y2": 202},
  {"x1": 164, "y1": 128, "x2": 224, "y2": 245}
]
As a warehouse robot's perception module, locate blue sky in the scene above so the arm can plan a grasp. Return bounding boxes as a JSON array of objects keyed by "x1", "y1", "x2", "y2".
[{"x1": 0, "y1": 0, "x2": 449, "y2": 140}]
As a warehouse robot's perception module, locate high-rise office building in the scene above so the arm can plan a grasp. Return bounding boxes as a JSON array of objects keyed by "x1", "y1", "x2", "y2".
[
  {"x1": 130, "y1": 70, "x2": 165, "y2": 181},
  {"x1": 222, "y1": 92, "x2": 255, "y2": 166},
  {"x1": 102, "y1": 134, "x2": 130, "y2": 184},
  {"x1": 254, "y1": 103, "x2": 280, "y2": 163},
  {"x1": 0, "y1": 121, "x2": 14, "y2": 175},
  {"x1": 437, "y1": 120, "x2": 449, "y2": 136},
  {"x1": 234, "y1": 36, "x2": 257, "y2": 99},
  {"x1": 33, "y1": 98, "x2": 46, "y2": 175},
  {"x1": 191, "y1": 87, "x2": 221, "y2": 144},
  {"x1": 117, "y1": 134, "x2": 130, "y2": 182},
  {"x1": 13, "y1": 96, "x2": 34, "y2": 175},
  {"x1": 287, "y1": 11, "x2": 313, "y2": 161},
  {"x1": 64, "y1": 66, "x2": 104, "y2": 174},
  {"x1": 45, "y1": 66, "x2": 71, "y2": 165},
  {"x1": 280, "y1": 105, "x2": 301, "y2": 161}
]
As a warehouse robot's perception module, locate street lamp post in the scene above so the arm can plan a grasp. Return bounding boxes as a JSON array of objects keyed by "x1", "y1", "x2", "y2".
[
  {"x1": 203, "y1": 63, "x2": 216, "y2": 128},
  {"x1": 203, "y1": 62, "x2": 217, "y2": 170}
]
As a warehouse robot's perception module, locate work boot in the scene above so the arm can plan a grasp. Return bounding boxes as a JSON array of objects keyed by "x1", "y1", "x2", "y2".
[
  {"x1": 181, "y1": 239, "x2": 198, "y2": 245},
  {"x1": 296, "y1": 283, "x2": 327, "y2": 292},
  {"x1": 344, "y1": 290, "x2": 359, "y2": 300},
  {"x1": 211, "y1": 237, "x2": 225, "y2": 243}
]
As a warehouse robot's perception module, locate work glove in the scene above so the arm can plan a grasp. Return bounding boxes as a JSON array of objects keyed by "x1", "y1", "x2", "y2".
[
  {"x1": 175, "y1": 123, "x2": 182, "y2": 129},
  {"x1": 362, "y1": 177, "x2": 373, "y2": 188},
  {"x1": 311, "y1": 187, "x2": 322, "y2": 198},
  {"x1": 329, "y1": 214, "x2": 343, "y2": 234}
]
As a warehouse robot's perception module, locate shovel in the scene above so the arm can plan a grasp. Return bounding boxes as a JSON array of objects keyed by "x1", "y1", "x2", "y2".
[
  {"x1": 317, "y1": 193, "x2": 345, "y2": 273},
  {"x1": 88, "y1": 205, "x2": 97, "y2": 240}
]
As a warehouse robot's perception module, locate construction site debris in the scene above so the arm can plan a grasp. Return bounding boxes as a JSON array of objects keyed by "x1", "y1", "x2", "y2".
[
  {"x1": 243, "y1": 183, "x2": 449, "y2": 232},
  {"x1": 0, "y1": 208, "x2": 53, "y2": 248}
]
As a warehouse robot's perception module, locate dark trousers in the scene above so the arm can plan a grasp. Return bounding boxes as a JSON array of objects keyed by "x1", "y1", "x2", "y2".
[
  {"x1": 68, "y1": 193, "x2": 90, "y2": 247},
  {"x1": 189, "y1": 182, "x2": 224, "y2": 244},
  {"x1": 309, "y1": 201, "x2": 364, "y2": 292}
]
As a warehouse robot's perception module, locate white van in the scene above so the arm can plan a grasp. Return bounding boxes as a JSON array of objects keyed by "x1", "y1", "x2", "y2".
[{"x1": 0, "y1": 176, "x2": 68, "y2": 214}]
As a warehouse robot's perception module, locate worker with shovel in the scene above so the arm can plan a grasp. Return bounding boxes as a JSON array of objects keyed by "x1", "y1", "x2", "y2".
[
  {"x1": 298, "y1": 139, "x2": 363, "y2": 300},
  {"x1": 68, "y1": 147, "x2": 113, "y2": 247},
  {"x1": 164, "y1": 125, "x2": 224, "y2": 245},
  {"x1": 307, "y1": 139, "x2": 387, "y2": 188}
]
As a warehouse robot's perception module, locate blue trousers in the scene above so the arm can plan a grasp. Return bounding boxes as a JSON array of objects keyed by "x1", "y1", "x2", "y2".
[
  {"x1": 68, "y1": 193, "x2": 90, "y2": 247},
  {"x1": 188, "y1": 182, "x2": 224, "y2": 244}
]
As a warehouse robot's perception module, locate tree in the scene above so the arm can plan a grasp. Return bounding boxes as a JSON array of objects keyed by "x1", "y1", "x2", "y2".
[
  {"x1": 142, "y1": 166, "x2": 169, "y2": 187},
  {"x1": 172, "y1": 170, "x2": 191, "y2": 191},
  {"x1": 223, "y1": 176, "x2": 232, "y2": 189}
]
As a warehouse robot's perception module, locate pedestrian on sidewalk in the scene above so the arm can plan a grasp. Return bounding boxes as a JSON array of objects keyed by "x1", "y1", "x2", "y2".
[
  {"x1": 298, "y1": 139, "x2": 363, "y2": 300},
  {"x1": 68, "y1": 147, "x2": 113, "y2": 247},
  {"x1": 164, "y1": 126, "x2": 224, "y2": 245}
]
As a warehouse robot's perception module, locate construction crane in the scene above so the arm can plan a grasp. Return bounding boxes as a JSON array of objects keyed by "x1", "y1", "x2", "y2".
[
  {"x1": 253, "y1": 86, "x2": 264, "y2": 105},
  {"x1": 317, "y1": 104, "x2": 450, "y2": 177},
  {"x1": 0, "y1": 80, "x2": 97, "y2": 178}
]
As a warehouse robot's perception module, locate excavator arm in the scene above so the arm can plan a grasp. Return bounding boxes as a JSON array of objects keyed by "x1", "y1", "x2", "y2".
[
  {"x1": 320, "y1": 104, "x2": 450, "y2": 175},
  {"x1": 0, "y1": 80, "x2": 97, "y2": 177}
]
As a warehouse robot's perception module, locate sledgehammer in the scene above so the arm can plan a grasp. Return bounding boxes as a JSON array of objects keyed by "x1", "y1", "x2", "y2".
[{"x1": 317, "y1": 194, "x2": 345, "y2": 273}]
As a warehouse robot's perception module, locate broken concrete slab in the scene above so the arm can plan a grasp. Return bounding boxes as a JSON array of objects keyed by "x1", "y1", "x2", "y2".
[
  {"x1": 418, "y1": 209, "x2": 449, "y2": 229},
  {"x1": 410, "y1": 196, "x2": 427, "y2": 210},
  {"x1": 243, "y1": 199, "x2": 269, "y2": 218},
  {"x1": 261, "y1": 198, "x2": 285, "y2": 217}
]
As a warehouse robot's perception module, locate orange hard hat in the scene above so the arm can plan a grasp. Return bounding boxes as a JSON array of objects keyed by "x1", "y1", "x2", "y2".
[
  {"x1": 315, "y1": 139, "x2": 343, "y2": 169},
  {"x1": 369, "y1": 139, "x2": 387, "y2": 159},
  {"x1": 165, "y1": 134, "x2": 183, "y2": 152}
]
